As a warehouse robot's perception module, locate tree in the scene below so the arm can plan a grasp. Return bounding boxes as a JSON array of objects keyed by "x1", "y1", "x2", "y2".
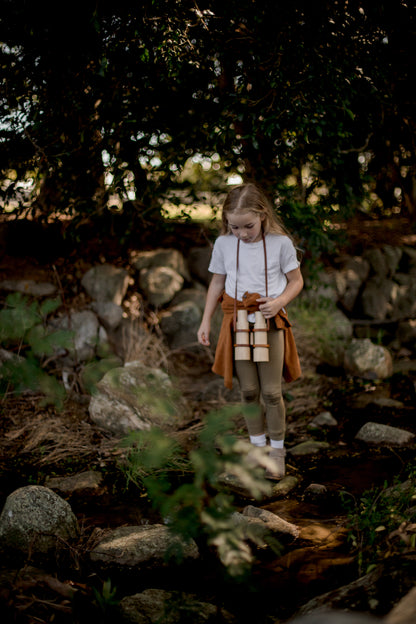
[{"x1": 1, "y1": 1, "x2": 415, "y2": 251}]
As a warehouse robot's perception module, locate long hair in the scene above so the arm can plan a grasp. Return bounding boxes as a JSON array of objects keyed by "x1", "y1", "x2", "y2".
[{"x1": 220, "y1": 183, "x2": 293, "y2": 240}]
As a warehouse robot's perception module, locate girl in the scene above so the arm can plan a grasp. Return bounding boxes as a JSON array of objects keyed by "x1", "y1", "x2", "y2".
[{"x1": 197, "y1": 183, "x2": 303, "y2": 479}]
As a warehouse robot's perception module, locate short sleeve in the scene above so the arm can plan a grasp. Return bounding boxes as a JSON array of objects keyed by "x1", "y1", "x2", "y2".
[
  {"x1": 280, "y1": 237, "x2": 300, "y2": 274},
  {"x1": 208, "y1": 237, "x2": 227, "y2": 274}
]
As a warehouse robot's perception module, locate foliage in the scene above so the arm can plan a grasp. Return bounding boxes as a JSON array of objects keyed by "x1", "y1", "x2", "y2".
[
  {"x1": 1, "y1": 1, "x2": 416, "y2": 251},
  {"x1": 120, "y1": 406, "x2": 281, "y2": 578},
  {"x1": 0, "y1": 292, "x2": 72, "y2": 407},
  {"x1": 290, "y1": 292, "x2": 352, "y2": 367},
  {"x1": 342, "y1": 471, "x2": 416, "y2": 576}
]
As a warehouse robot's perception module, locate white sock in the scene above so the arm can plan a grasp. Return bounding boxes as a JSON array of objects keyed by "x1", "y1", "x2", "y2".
[
  {"x1": 270, "y1": 439, "x2": 284, "y2": 449},
  {"x1": 250, "y1": 433, "x2": 267, "y2": 447}
]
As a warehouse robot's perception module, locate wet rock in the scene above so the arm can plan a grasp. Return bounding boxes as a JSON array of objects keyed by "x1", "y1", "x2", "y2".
[
  {"x1": 90, "y1": 524, "x2": 199, "y2": 572},
  {"x1": 303, "y1": 483, "x2": 328, "y2": 503},
  {"x1": 270, "y1": 475, "x2": 299, "y2": 498},
  {"x1": 81, "y1": 264, "x2": 130, "y2": 304},
  {"x1": 290, "y1": 612, "x2": 380, "y2": 623},
  {"x1": 344, "y1": 339, "x2": 393, "y2": 379},
  {"x1": 139, "y1": 266, "x2": 184, "y2": 307},
  {"x1": 0, "y1": 279, "x2": 57, "y2": 297},
  {"x1": 355, "y1": 422, "x2": 415, "y2": 446},
  {"x1": 120, "y1": 588, "x2": 236, "y2": 624},
  {"x1": 0, "y1": 486, "x2": 79, "y2": 560},
  {"x1": 241, "y1": 504, "x2": 300, "y2": 539},
  {"x1": 288, "y1": 440, "x2": 331, "y2": 457},
  {"x1": 293, "y1": 554, "x2": 416, "y2": 620},
  {"x1": 385, "y1": 585, "x2": 416, "y2": 624},
  {"x1": 88, "y1": 360, "x2": 190, "y2": 436}
]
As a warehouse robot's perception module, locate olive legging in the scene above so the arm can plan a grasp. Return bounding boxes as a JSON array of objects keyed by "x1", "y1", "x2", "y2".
[{"x1": 235, "y1": 325, "x2": 285, "y2": 441}]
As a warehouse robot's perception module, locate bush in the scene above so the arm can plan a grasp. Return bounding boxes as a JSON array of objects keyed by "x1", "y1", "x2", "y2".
[{"x1": 0, "y1": 293, "x2": 73, "y2": 407}]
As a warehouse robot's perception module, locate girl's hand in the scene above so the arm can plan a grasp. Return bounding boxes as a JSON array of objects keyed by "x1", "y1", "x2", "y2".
[
  {"x1": 197, "y1": 321, "x2": 211, "y2": 346},
  {"x1": 256, "y1": 296, "x2": 282, "y2": 319}
]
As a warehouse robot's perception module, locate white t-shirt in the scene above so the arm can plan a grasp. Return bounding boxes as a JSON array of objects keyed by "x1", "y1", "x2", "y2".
[{"x1": 208, "y1": 233, "x2": 299, "y2": 303}]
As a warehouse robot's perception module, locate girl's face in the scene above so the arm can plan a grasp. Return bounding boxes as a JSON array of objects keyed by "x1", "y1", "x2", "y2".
[{"x1": 227, "y1": 210, "x2": 264, "y2": 243}]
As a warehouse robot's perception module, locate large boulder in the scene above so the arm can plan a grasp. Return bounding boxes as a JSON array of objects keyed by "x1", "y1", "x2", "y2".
[
  {"x1": 89, "y1": 360, "x2": 190, "y2": 435},
  {"x1": 0, "y1": 486, "x2": 79, "y2": 560}
]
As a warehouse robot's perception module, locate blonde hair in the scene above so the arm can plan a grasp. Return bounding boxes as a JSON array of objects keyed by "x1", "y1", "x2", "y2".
[{"x1": 220, "y1": 183, "x2": 292, "y2": 239}]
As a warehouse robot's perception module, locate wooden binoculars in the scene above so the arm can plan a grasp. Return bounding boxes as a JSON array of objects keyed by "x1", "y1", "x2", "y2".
[{"x1": 234, "y1": 310, "x2": 270, "y2": 362}]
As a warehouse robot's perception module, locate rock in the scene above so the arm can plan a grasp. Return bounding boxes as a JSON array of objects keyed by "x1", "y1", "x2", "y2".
[
  {"x1": 241, "y1": 504, "x2": 300, "y2": 539},
  {"x1": 81, "y1": 264, "x2": 130, "y2": 304},
  {"x1": 270, "y1": 475, "x2": 299, "y2": 498},
  {"x1": 355, "y1": 422, "x2": 415, "y2": 446},
  {"x1": 0, "y1": 279, "x2": 57, "y2": 297},
  {"x1": 139, "y1": 266, "x2": 184, "y2": 306},
  {"x1": 290, "y1": 612, "x2": 380, "y2": 623},
  {"x1": 79, "y1": 356, "x2": 123, "y2": 394},
  {"x1": 360, "y1": 276, "x2": 398, "y2": 320},
  {"x1": 187, "y1": 246, "x2": 213, "y2": 286},
  {"x1": 335, "y1": 256, "x2": 370, "y2": 313},
  {"x1": 45, "y1": 470, "x2": 104, "y2": 497},
  {"x1": 293, "y1": 554, "x2": 416, "y2": 620},
  {"x1": 385, "y1": 585, "x2": 416, "y2": 624},
  {"x1": 160, "y1": 301, "x2": 201, "y2": 349},
  {"x1": 288, "y1": 440, "x2": 330, "y2": 457},
  {"x1": 48, "y1": 309, "x2": 109, "y2": 364},
  {"x1": 309, "y1": 411, "x2": 338, "y2": 429},
  {"x1": 132, "y1": 248, "x2": 190, "y2": 281},
  {"x1": 92, "y1": 300, "x2": 124, "y2": 330},
  {"x1": 397, "y1": 319, "x2": 416, "y2": 347},
  {"x1": 303, "y1": 483, "x2": 328, "y2": 503},
  {"x1": 88, "y1": 360, "x2": 190, "y2": 436},
  {"x1": 344, "y1": 339, "x2": 393, "y2": 379},
  {"x1": 0, "y1": 486, "x2": 79, "y2": 559},
  {"x1": 119, "y1": 588, "x2": 236, "y2": 624},
  {"x1": 90, "y1": 524, "x2": 199, "y2": 572}
]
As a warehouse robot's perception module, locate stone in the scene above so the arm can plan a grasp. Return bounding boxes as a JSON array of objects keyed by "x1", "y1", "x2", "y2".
[
  {"x1": 45, "y1": 470, "x2": 104, "y2": 496},
  {"x1": 0, "y1": 486, "x2": 79, "y2": 559},
  {"x1": 160, "y1": 301, "x2": 201, "y2": 349},
  {"x1": 360, "y1": 276, "x2": 398, "y2": 320},
  {"x1": 355, "y1": 422, "x2": 415, "y2": 446},
  {"x1": 385, "y1": 585, "x2": 416, "y2": 624},
  {"x1": 139, "y1": 266, "x2": 184, "y2": 307},
  {"x1": 119, "y1": 588, "x2": 236, "y2": 624},
  {"x1": 309, "y1": 411, "x2": 338, "y2": 429},
  {"x1": 187, "y1": 246, "x2": 212, "y2": 286},
  {"x1": 81, "y1": 264, "x2": 130, "y2": 304},
  {"x1": 344, "y1": 339, "x2": 393, "y2": 379},
  {"x1": 270, "y1": 475, "x2": 299, "y2": 498},
  {"x1": 49, "y1": 310, "x2": 108, "y2": 364},
  {"x1": 90, "y1": 524, "x2": 199, "y2": 571},
  {"x1": 92, "y1": 301, "x2": 124, "y2": 330},
  {"x1": 241, "y1": 504, "x2": 300, "y2": 539},
  {"x1": 288, "y1": 440, "x2": 330, "y2": 456},
  {"x1": 131, "y1": 248, "x2": 190, "y2": 281},
  {"x1": 335, "y1": 256, "x2": 370, "y2": 312},
  {"x1": 0, "y1": 279, "x2": 57, "y2": 297},
  {"x1": 88, "y1": 360, "x2": 190, "y2": 436}
]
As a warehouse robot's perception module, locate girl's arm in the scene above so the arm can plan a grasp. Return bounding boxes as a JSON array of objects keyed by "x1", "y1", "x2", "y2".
[
  {"x1": 197, "y1": 273, "x2": 226, "y2": 346},
  {"x1": 257, "y1": 267, "x2": 303, "y2": 319}
]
